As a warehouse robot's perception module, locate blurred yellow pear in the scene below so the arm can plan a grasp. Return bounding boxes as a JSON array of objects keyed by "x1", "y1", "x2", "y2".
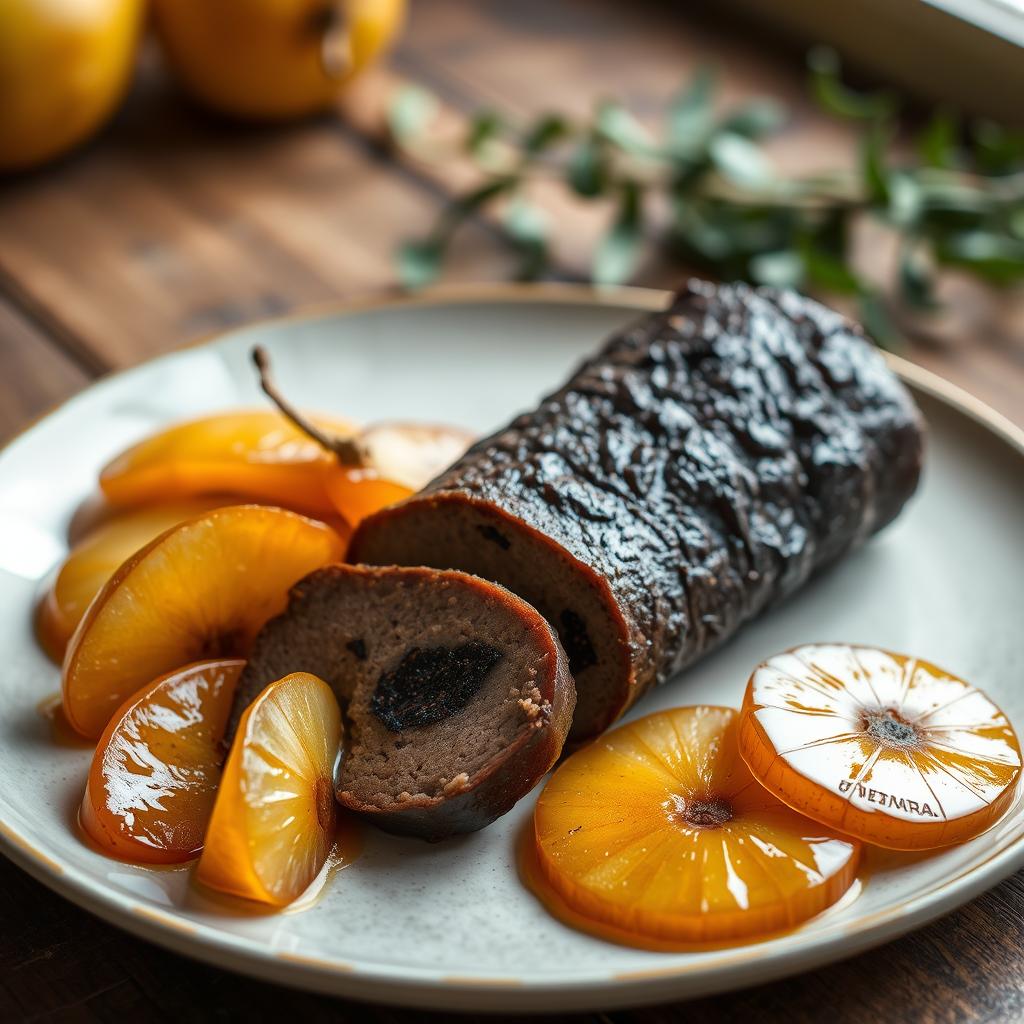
[
  {"x1": 0, "y1": 0, "x2": 145, "y2": 172},
  {"x1": 152, "y1": 0, "x2": 406, "y2": 121}
]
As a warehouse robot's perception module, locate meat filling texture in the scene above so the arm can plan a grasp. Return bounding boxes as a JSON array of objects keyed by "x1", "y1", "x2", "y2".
[{"x1": 233, "y1": 567, "x2": 565, "y2": 808}]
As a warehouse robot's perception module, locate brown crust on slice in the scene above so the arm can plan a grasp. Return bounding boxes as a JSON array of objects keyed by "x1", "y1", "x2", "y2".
[
  {"x1": 232, "y1": 564, "x2": 575, "y2": 841},
  {"x1": 350, "y1": 494, "x2": 636, "y2": 736}
]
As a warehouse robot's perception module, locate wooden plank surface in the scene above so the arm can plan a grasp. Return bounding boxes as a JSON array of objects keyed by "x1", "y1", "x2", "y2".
[
  {"x1": 367, "y1": 0, "x2": 1024, "y2": 424},
  {"x1": 0, "y1": 0, "x2": 1022, "y2": 1021},
  {"x1": 0, "y1": 301, "x2": 91, "y2": 441},
  {"x1": 0, "y1": 55, "x2": 512, "y2": 370}
]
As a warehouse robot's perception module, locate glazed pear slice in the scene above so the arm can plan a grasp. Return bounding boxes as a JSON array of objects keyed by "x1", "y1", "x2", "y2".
[
  {"x1": 37, "y1": 498, "x2": 226, "y2": 661},
  {"x1": 81, "y1": 659, "x2": 244, "y2": 863},
  {"x1": 99, "y1": 410, "x2": 356, "y2": 516},
  {"x1": 62, "y1": 505, "x2": 345, "y2": 738}
]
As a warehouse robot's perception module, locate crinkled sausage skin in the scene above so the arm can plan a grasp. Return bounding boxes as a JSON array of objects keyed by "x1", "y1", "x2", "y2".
[{"x1": 350, "y1": 281, "x2": 925, "y2": 740}]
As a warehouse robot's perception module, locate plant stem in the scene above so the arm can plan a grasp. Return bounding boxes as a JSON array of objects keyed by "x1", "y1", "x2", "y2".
[{"x1": 252, "y1": 346, "x2": 365, "y2": 466}]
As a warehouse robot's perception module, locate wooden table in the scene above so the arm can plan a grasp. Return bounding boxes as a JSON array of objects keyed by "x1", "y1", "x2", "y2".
[{"x1": 1, "y1": 2, "x2": 1022, "y2": 1021}]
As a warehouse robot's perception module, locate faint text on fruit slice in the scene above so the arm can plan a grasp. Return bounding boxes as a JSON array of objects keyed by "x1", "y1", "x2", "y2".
[{"x1": 738, "y1": 644, "x2": 1022, "y2": 850}]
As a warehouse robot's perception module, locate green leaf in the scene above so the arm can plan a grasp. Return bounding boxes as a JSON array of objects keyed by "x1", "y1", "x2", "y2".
[
  {"x1": 807, "y1": 207, "x2": 849, "y2": 261},
  {"x1": 861, "y1": 121, "x2": 891, "y2": 205},
  {"x1": 800, "y1": 240, "x2": 862, "y2": 294},
  {"x1": 593, "y1": 183, "x2": 643, "y2": 285},
  {"x1": 389, "y1": 86, "x2": 439, "y2": 145},
  {"x1": 397, "y1": 178, "x2": 516, "y2": 290},
  {"x1": 858, "y1": 292, "x2": 900, "y2": 350},
  {"x1": 504, "y1": 197, "x2": 548, "y2": 245},
  {"x1": 750, "y1": 250, "x2": 804, "y2": 288},
  {"x1": 918, "y1": 109, "x2": 959, "y2": 169},
  {"x1": 666, "y1": 66, "x2": 715, "y2": 155},
  {"x1": 567, "y1": 137, "x2": 607, "y2": 198},
  {"x1": 721, "y1": 100, "x2": 787, "y2": 139},
  {"x1": 596, "y1": 101, "x2": 655, "y2": 154},
  {"x1": 971, "y1": 120, "x2": 1024, "y2": 175},
  {"x1": 397, "y1": 240, "x2": 443, "y2": 290},
  {"x1": 523, "y1": 114, "x2": 570, "y2": 154},
  {"x1": 807, "y1": 47, "x2": 897, "y2": 121},
  {"x1": 451, "y1": 178, "x2": 516, "y2": 217},
  {"x1": 503, "y1": 198, "x2": 549, "y2": 280},
  {"x1": 936, "y1": 232, "x2": 1024, "y2": 284},
  {"x1": 710, "y1": 132, "x2": 774, "y2": 188},
  {"x1": 887, "y1": 172, "x2": 922, "y2": 227},
  {"x1": 917, "y1": 180, "x2": 991, "y2": 226},
  {"x1": 671, "y1": 200, "x2": 735, "y2": 262},
  {"x1": 465, "y1": 109, "x2": 504, "y2": 155},
  {"x1": 899, "y1": 245, "x2": 940, "y2": 310},
  {"x1": 668, "y1": 149, "x2": 714, "y2": 194}
]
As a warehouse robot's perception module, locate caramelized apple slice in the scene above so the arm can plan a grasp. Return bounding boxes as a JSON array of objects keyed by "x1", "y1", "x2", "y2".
[
  {"x1": 81, "y1": 659, "x2": 243, "y2": 863},
  {"x1": 99, "y1": 410, "x2": 356, "y2": 516},
  {"x1": 37, "y1": 499, "x2": 227, "y2": 662},
  {"x1": 533, "y1": 706, "x2": 860, "y2": 946},
  {"x1": 197, "y1": 672, "x2": 341, "y2": 907},
  {"x1": 323, "y1": 422, "x2": 474, "y2": 525},
  {"x1": 62, "y1": 506, "x2": 345, "y2": 739},
  {"x1": 739, "y1": 644, "x2": 1022, "y2": 850}
]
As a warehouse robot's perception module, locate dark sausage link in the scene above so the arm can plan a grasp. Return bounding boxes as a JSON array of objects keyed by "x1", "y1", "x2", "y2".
[{"x1": 350, "y1": 281, "x2": 925, "y2": 739}]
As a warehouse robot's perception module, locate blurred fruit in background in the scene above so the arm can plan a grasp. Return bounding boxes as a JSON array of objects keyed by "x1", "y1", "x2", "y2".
[
  {"x1": 152, "y1": 0, "x2": 407, "y2": 121},
  {"x1": 0, "y1": 0, "x2": 145, "y2": 172}
]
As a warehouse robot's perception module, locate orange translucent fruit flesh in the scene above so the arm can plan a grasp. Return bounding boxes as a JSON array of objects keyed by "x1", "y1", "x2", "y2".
[
  {"x1": 68, "y1": 492, "x2": 352, "y2": 549},
  {"x1": 81, "y1": 659, "x2": 243, "y2": 864},
  {"x1": 99, "y1": 410, "x2": 356, "y2": 516},
  {"x1": 739, "y1": 644, "x2": 1022, "y2": 851},
  {"x1": 197, "y1": 672, "x2": 341, "y2": 907},
  {"x1": 37, "y1": 499, "x2": 228, "y2": 662},
  {"x1": 534, "y1": 706, "x2": 860, "y2": 946},
  {"x1": 62, "y1": 505, "x2": 345, "y2": 739},
  {"x1": 324, "y1": 471, "x2": 413, "y2": 527},
  {"x1": 323, "y1": 422, "x2": 473, "y2": 526}
]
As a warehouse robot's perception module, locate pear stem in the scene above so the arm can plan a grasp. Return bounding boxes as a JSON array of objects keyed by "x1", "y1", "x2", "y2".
[{"x1": 252, "y1": 346, "x2": 365, "y2": 466}]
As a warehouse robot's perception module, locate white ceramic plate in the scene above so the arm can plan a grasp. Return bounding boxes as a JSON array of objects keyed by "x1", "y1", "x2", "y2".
[{"x1": 1, "y1": 285, "x2": 1022, "y2": 1013}]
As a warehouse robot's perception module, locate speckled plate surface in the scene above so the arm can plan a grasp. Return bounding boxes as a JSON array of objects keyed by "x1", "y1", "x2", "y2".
[{"x1": 1, "y1": 285, "x2": 1022, "y2": 1012}]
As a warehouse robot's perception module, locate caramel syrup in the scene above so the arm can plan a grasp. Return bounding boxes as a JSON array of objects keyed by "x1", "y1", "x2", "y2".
[
  {"x1": 46, "y1": 687, "x2": 362, "y2": 912},
  {"x1": 285, "y1": 816, "x2": 364, "y2": 914},
  {"x1": 185, "y1": 816, "x2": 364, "y2": 916},
  {"x1": 73, "y1": 803, "x2": 193, "y2": 871},
  {"x1": 37, "y1": 694, "x2": 92, "y2": 749}
]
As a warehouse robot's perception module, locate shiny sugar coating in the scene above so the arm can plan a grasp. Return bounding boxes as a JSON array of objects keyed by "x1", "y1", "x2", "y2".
[
  {"x1": 97, "y1": 408, "x2": 471, "y2": 530},
  {"x1": 533, "y1": 706, "x2": 860, "y2": 946},
  {"x1": 62, "y1": 505, "x2": 345, "y2": 739},
  {"x1": 99, "y1": 409, "x2": 356, "y2": 517},
  {"x1": 197, "y1": 672, "x2": 342, "y2": 908},
  {"x1": 81, "y1": 659, "x2": 244, "y2": 864},
  {"x1": 739, "y1": 644, "x2": 1022, "y2": 850},
  {"x1": 37, "y1": 498, "x2": 228, "y2": 662}
]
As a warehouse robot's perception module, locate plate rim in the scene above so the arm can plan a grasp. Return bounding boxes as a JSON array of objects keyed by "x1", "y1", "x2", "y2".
[{"x1": 1, "y1": 281, "x2": 1022, "y2": 1013}]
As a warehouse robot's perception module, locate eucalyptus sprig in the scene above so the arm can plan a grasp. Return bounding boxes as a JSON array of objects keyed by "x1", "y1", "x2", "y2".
[{"x1": 389, "y1": 49, "x2": 1024, "y2": 346}]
